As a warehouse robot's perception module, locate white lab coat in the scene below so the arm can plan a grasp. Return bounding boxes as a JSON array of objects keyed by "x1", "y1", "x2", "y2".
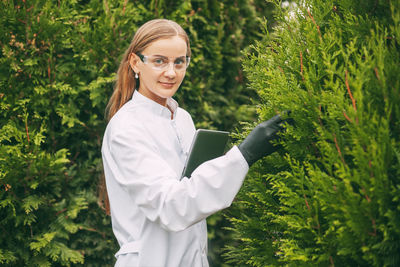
[{"x1": 101, "y1": 90, "x2": 249, "y2": 267}]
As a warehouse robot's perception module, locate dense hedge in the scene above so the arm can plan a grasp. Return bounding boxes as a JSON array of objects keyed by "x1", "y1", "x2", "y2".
[
  {"x1": 226, "y1": 0, "x2": 400, "y2": 266},
  {"x1": 0, "y1": 0, "x2": 274, "y2": 266}
]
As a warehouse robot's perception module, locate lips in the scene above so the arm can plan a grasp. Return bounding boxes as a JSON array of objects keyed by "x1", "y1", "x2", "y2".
[{"x1": 159, "y1": 81, "x2": 175, "y2": 88}]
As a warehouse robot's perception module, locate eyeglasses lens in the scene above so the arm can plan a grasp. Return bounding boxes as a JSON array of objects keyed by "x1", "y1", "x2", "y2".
[{"x1": 138, "y1": 54, "x2": 190, "y2": 71}]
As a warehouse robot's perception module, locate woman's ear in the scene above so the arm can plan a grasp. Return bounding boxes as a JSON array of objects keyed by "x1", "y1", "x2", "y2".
[{"x1": 129, "y1": 53, "x2": 140, "y2": 74}]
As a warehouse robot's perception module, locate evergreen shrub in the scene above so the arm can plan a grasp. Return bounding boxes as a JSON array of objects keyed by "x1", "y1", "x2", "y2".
[{"x1": 226, "y1": 0, "x2": 400, "y2": 266}]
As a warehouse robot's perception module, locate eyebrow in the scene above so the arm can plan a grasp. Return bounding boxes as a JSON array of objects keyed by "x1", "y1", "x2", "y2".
[{"x1": 152, "y1": 55, "x2": 187, "y2": 59}]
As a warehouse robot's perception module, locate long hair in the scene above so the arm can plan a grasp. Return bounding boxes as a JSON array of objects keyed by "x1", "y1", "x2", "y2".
[
  {"x1": 105, "y1": 19, "x2": 191, "y2": 121},
  {"x1": 99, "y1": 19, "x2": 191, "y2": 215}
]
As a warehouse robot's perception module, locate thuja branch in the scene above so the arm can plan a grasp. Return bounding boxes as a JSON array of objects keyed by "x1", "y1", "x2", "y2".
[
  {"x1": 333, "y1": 133, "x2": 345, "y2": 164},
  {"x1": 300, "y1": 51, "x2": 304, "y2": 80},
  {"x1": 307, "y1": 9, "x2": 321, "y2": 38},
  {"x1": 345, "y1": 70, "x2": 357, "y2": 112}
]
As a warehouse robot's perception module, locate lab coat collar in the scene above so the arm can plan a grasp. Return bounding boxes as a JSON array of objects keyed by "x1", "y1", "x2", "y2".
[{"x1": 132, "y1": 90, "x2": 179, "y2": 120}]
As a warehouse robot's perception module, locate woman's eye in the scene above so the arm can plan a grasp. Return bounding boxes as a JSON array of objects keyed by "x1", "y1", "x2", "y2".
[
  {"x1": 152, "y1": 58, "x2": 166, "y2": 65},
  {"x1": 175, "y1": 58, "x2": 185, "y2": 65}
]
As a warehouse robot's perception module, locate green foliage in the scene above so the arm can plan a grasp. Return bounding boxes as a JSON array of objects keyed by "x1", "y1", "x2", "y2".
[
  {"x1": 0, "y1": 0, "x2": 276, "y2": 266},
  {"x1": 226, "y1": 0, "x2": 400, "y2": 266},
  {"x1": 0, "y1": 100, "x2": 87, "y2": 266}
]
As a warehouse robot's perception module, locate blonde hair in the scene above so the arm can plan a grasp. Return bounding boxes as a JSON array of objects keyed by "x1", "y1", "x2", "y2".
[{"x1": 105, "y1": 19, "x2": 191, "y2": 121}]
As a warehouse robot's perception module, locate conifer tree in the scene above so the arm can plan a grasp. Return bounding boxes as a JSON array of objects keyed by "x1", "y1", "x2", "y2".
[{"x1": 226, "y1": 0, "x2": 400, "y2": 266}]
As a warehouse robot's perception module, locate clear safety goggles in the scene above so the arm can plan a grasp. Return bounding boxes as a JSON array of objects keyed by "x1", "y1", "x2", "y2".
[{"x1": 137, "y1": 53, "x2": 190, "y2": 72}]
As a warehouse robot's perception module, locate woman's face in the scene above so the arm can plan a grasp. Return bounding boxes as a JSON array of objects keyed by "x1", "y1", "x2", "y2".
[{"x1": 130, "y1": 35, "x2": 188, "y2": 106}]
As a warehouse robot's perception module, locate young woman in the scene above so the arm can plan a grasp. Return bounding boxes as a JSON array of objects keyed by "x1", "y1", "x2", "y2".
[{"x1": 102, "y1": 19, "x2": 286, "y2": 267}]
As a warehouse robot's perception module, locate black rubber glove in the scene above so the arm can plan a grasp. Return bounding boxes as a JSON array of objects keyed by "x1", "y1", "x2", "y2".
[{"x1": 238, "y1": 114, "x2": 285, "y2": 167}]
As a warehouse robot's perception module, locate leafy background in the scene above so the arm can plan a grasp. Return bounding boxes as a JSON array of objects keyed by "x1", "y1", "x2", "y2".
[
  {"x1": 226, "y1": 0, "x2": 400, "y2": 266},
  {"x1": 1, "y1": 0, "x2": 399, "y2": 266}
]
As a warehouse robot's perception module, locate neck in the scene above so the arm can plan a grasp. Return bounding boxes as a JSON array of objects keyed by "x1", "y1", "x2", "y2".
[
  {"x1": 137, "y1": 89, "x2": 174, "y2": 119},
  {"x1": 138, "y1": 88, "x2": 167, "y2": 107}
]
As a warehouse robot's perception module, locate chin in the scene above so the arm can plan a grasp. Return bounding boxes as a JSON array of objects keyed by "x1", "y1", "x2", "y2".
[{"x1": 156, "y1": 88, "x2": 178, "y2": 98}]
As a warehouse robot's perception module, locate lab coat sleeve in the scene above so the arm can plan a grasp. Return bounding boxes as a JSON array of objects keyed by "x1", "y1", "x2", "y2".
[{"x1": 105, "y1": 121, "x2": 249, "y2": 232}]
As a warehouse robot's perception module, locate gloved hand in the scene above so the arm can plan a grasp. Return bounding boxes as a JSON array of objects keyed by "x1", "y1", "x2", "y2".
[{"x1": 238, "y1": 114, "x2": 287, "y2": 167}]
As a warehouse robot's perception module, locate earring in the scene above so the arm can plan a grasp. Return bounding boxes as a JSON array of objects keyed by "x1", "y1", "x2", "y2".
[{"x1": 135, "y1": 73, "x2": 139, "y2": 79}]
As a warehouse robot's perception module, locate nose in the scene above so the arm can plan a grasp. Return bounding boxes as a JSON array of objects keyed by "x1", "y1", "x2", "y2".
[{"x1": 164, "y1": 62, "x2": 176, "y2": 78}]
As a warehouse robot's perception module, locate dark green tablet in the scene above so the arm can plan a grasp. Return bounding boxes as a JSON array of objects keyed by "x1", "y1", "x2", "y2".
[{"x1": 181, "y1": 129, "x2": 229, "y2": 179}]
